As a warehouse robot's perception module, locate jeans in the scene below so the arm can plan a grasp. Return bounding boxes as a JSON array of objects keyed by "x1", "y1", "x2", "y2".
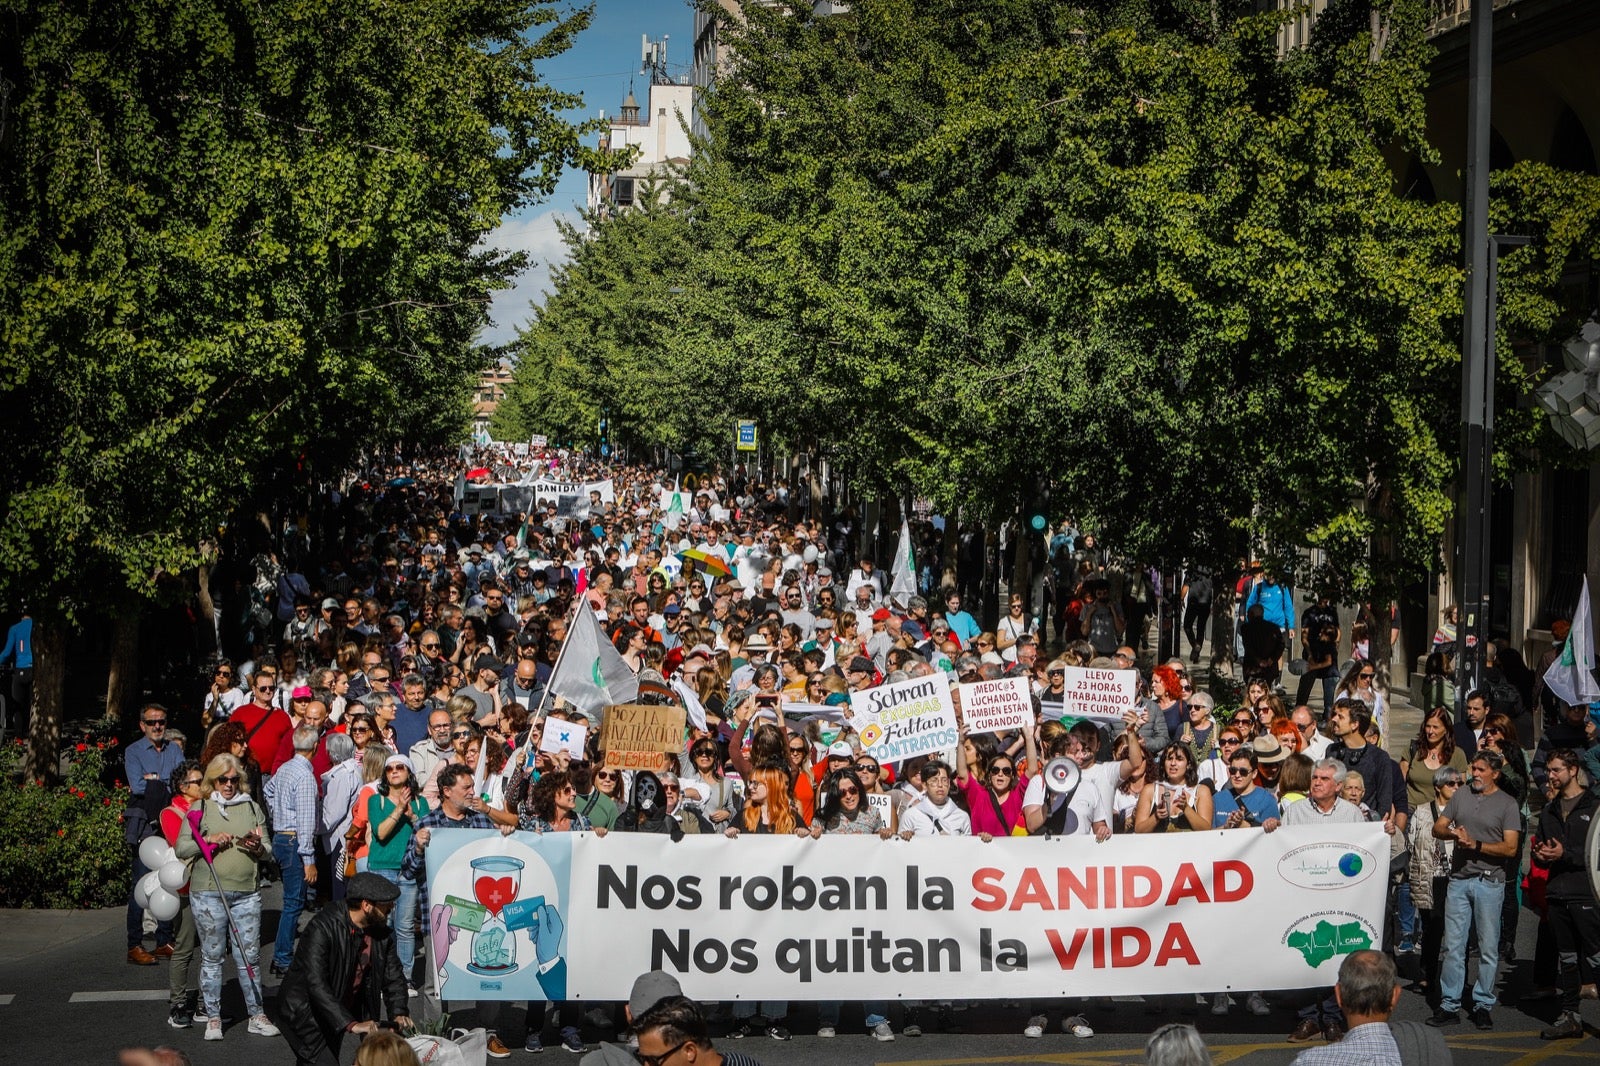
[
  {"x1": 1396, "y1": 880, "x2": 1418, "y2": 941},
  {"x1": 1294, "y1": 665, "x2": 1339, "y2": 713},
  {"x1": 817, "y1": 1000, "x2": 890, "y2": 1029},
  {"x1": 373, "y1": 867, "x2": 418, "y2": 978},
  {"x1": 192, "y1": 891, "x2": 264, "y2": 1018},
  {"x1": 272, "y1": 832, "x2": 311, "y2": 968},
  {"x1": 1440, "y1": 876, "x2": 1503, "y2": 1012},
  {"x1": 1549, "y1": 897, "x2": 1600, "y2": 1013},
  {"x1": 732, "y1": 1000, "x2": 787, "y2": 1023}
]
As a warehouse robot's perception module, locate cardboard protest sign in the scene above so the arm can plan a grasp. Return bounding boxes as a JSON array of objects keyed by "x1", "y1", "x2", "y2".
[
  {"x1": 956, "y1": 677, "x2": 1033, "y2": 736},
  {"x1": 540, "y1": 719, "x2": 588, "y2": 760},
  {"x1": 1059, "y1": 666, "x2": 1140, "y2": 724},
  {"x1": 849, "y1": 673, "x2": 959, "y2": 764},
  {"x1": 599, "y1": 703, "x2": 686, "y2": 771}
]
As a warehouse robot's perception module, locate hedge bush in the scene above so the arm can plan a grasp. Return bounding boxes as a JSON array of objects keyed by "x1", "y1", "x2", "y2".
[{"x1": 0, "y1": 738, "x2": 131, "y2": 908}]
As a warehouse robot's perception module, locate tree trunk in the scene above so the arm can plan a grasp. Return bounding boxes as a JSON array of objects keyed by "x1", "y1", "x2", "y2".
[
  {"x1": 104, "y1": 600, "x2": 142, "y2": 725},
  {"x1": 941, "y1": 511, "x2": 960, "y2": 592},
  {"x1": 1012, "y1": 508, "x2": 1033, "y2": 613},
  {"x1": 23, "y1": 614, "x2": 68, "y2": 784}
]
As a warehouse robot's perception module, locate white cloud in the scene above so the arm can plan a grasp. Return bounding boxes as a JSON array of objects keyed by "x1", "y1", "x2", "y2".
[{"x1": 479, "y1": 208, "x2": 585, "y2": 348}]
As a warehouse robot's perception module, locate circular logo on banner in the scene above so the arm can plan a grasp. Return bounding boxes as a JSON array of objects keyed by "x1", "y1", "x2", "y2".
[{"x1": 1276, "y1": 842, "x2": 1378, "y2": 891}]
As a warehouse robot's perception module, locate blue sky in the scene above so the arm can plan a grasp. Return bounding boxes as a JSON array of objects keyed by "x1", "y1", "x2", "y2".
[{"x1": 482, "y1": 0, "x2": 700, "y2": 346}]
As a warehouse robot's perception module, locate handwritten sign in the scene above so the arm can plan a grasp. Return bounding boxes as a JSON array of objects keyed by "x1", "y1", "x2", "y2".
[
  {"x1": 849, "y1": 673, "x2": 959, "y2": 765},
  {"x1": 540, "y1": 719, "x2": 588, "y2": 759},
  {"x1": 957, "y1": 676, "x2": 1033, "y2": 736},
  {"x1": 599, "y1": 704, "x2": 685, "y2": 771},
  {"x1": 1060, "y1": 666, "x2": 1140, "y2": 724}
]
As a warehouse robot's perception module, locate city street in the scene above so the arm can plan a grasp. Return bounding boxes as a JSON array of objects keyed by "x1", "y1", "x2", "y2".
[{"x1": 4, "y1": 883, "x2": 1592, "y2": 1065}]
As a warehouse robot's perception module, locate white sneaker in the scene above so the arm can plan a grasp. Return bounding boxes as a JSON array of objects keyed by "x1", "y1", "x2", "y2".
[
  {"x1": 1023, "y1": 1015, "x2": 1047, "y2": 1039},
  {"x1": 204, "y1": 1021, "x2": 223, "y2": 1042},
  {"x1": 1211, "y1": 992, "x2": 1231, "y2": 1015},
  {"x1": 1062, "y1": 1015, "x2": 1094, "y2": 1038},
  {"x1": 871, "y1": 1021, "x2": 895, "y2": 1042},
  {"x1": 248, "y1": 1015, "x2": 281, "y2": 1037},
  {"x1": 1246, "y1": 992, "x2": 1271, "y2": 1016},
  {"x1": 816, "y1": 1026, "x2": 836, "y2": 1038}
]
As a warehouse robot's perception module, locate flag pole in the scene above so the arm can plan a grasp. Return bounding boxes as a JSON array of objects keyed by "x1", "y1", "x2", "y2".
[{"x1": 533, "y1": 596, "x2": 587, "y2": 721}]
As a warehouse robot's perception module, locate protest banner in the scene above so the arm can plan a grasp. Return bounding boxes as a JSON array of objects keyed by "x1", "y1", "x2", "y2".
[
  {"x1": 849, "y1": 672, "x2": 959, "y2": 765},
  {"x1": 426, "y1": 824, "x2": 1390, "y2": 1001},
  {"x1": 957, "y1": 677, "x2": 1033, "y2": 736},
  {"x1": 530, "y1": 434, "x2": 548, "y2": 448},
  {"x1": 598, "y1": 703, "x2": 685, "y2": 771},
  {"x1": 521, "y1": 478, "x2": 615, "y2": 519},
  {"x1": 1059, "y1": 666, "x2": 1140, "y2": 725}
]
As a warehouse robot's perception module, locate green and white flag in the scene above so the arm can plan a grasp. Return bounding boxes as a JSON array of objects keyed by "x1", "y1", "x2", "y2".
[
  {"x1": 1544, "y1": 576, "x2": 1600, "y2": 707},
  {"x1": 891, "y1": 518, "x2": 917, "y2": 607},
  {"x1": 548, "y1": 599, "x2": 639, "y2": 717}
]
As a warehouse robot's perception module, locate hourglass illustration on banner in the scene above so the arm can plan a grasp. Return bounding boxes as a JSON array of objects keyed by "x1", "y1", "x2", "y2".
[{"x1": 467, "y1": 856, "x2": 524, "y2": 975}]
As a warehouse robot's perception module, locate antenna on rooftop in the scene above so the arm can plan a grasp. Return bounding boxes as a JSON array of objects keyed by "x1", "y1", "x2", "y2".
[{"x1": 641, "y1": 34, "x2": 670, "y2": 85}]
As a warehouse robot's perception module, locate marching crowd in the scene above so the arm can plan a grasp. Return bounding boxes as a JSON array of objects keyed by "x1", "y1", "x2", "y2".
[{"x1": 112, "y1": 451, "x2": 1600, "y2": 1064}]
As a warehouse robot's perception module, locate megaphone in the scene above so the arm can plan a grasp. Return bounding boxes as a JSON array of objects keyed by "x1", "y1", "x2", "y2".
[{"x1": 1043, "y1": 757, "x2": 1081, "y2": 795}]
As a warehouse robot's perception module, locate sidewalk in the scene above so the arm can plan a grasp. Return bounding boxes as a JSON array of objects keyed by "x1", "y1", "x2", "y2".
[{"x1": 0, "y1": 907, "x2": 123, "y2": 966}]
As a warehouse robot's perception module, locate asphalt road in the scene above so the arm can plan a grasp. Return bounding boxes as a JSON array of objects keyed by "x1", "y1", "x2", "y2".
[{"x1": 4, "y1": 881, "x2": 1596, "y2": 1066}]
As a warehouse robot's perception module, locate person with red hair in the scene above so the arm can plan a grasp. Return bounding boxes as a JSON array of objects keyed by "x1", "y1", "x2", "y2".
[{"x1": 1145, "y1": 664, "x2": 1187, "y2": 742}]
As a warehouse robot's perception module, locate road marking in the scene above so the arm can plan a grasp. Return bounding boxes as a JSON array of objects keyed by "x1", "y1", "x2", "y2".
[
  {"x1": 0, "y1": 994, "x2": 13, "y2": 1005},
  {"x1": 68, "y1": 990, "x2": 168, "y2": 1003}
]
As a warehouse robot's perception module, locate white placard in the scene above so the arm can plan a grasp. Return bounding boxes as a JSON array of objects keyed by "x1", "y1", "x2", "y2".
[
  {"x1": 1059, "y1": 666, "x2": 1140, "y2": 724},
  {"x1": 849, "y1": 672, "x2": 960, "y2": 765},
  {"x1": 539, "y1": 718, "x2": 588, "y2": 759},
  {"x1": 958, "y1": 677, "x2": 1033, "y2": 736}
]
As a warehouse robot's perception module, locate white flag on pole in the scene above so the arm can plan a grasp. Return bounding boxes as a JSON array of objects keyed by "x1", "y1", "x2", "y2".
[
  {"x1": 547, "y1": 600, "x2": 640, "y2": 715},
  {"x1": 1543, "y1": 575, "x2": 1600, "y2": 707},
  {"x1": 890, "y1": 518, "x2": 917, "y2": 607}
]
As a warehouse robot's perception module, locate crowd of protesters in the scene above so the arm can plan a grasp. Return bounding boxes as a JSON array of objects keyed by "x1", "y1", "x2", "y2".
[{"x1": 102, "y1": 448, "x2": 1600, "y2": 1061}]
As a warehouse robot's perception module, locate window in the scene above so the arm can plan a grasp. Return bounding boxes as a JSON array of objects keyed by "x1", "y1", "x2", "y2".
[{"x1": 613, "y1": 177, "x2": 636, "y2": 207}]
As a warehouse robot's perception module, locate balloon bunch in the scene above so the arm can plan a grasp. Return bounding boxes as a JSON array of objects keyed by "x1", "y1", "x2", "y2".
[{"x1": 132, "y1": 835, "x2": 189, "y2": 922}]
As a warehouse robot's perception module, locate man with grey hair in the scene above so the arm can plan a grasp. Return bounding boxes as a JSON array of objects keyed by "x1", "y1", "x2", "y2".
[
  {"x1": 266, "y1": 723, "x2": 322, "y2": 975},
  {"x1": 1292, "y1": 951, "x2": 1401, "y2": 1063},
  {"x1": 1285, "y1": 759, "x2": 1371, "y2": 1043},
  {"x1": 1145, "y1": 1022, "x2": 1212, "y2": 1066}
]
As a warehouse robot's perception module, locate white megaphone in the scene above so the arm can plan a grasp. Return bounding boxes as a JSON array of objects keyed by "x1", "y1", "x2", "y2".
[{"x1": 1042, "y1": 757, "x2": 1081, "y2": 794}]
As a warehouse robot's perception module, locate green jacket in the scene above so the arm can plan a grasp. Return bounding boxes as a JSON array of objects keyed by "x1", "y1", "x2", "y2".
[{"x1": 174, "y1": 795, "x2": 269, "y2": 894}]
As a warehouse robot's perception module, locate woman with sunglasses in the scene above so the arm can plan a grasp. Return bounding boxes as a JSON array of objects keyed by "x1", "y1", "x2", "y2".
[
  {"x1": 1133, "y1": 744, "x2": 1213, "y2": 833},
  {"x1": 680, "y1": 739, "x2": 740, "y2": 828},
  {"x1": 958, "y1": 737, "x2": 1034, "y2": 839},
  {"x1": 852, "y1": 756, "x2": 899, "y2": 833},
  {"x1": 1333, "y1": 661, "x2": 1388, "y2": 742},
  {"x1": 174, "y1": 753, "x2": 278, "y2": 1041},
  {"x1": 367, "y1": 755, "x2": 429, "y2": 989},
  {"x1": 592, "y1": 764, "x2": 628, "y2": 809},
  {"x1": 1199, "y1": 728, "x2": 1245, "y2": 788},
  {"x1": 1407, "y1": 766, "x2": 1465, "y2": 1003},
  {"x1": 810, "y1": 766, "x2": 897, "y2": 1040},
  {"x1": 158, "y1": 761, "x2": 205, "y2": 1028},
  {"x1": 341, "y1": 746, "x2": 391, "y2": 877}
]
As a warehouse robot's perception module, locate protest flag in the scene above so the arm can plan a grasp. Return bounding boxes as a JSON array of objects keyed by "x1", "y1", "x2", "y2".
[
  {"x1": 547, "y1": 599, "x2": 639, "y2": 715},
  {"x1": 1544, "y1": 575, "x2": 1600, "y2": 707},
  {"x1": 891, "y1": 518, "x2": 916, "y2": 607}
]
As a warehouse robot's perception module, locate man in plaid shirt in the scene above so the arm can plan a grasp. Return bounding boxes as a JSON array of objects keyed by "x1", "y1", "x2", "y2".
[{"x1": 401, "y1": 763, "x2": 496, "y2": 939}]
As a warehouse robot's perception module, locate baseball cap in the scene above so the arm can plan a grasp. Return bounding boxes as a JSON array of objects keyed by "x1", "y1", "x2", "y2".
[
  {"x1": 321, "y1": 598, "x2": 339, "y2": 610},
  {"x1": 291, "y1": 685, "x2": 313, "y2": 700},
  {"x1": 871, "y1": 608, "x2": 891, "y2": 622},
  {"x1": 827, "y1": 741, "x2": 854, "y2": 759},
  {"x1": 629, "y1": 970, "x2": 683, "y2": 1018}
]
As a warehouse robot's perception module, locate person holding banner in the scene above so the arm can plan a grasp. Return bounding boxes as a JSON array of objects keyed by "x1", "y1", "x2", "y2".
[{"x1": 1132, "y1": 744, "x2": 1213, "y2": 833}]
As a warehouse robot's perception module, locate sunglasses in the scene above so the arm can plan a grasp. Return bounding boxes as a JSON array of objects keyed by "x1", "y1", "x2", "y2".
[
  {"x1": 216, "y1": 775, "x2": 242, "y2": 785},
  {"x1": 990, "y1": 766, "x2": 1015, "y2": 777},
  {"x1": 1220, "y1": 737, "x2": 1242, "y2": 746},
  {"x1": 855, "y1": 764, "x2": 879, "y2": 774},
  {"x1": 597, "y1": 771, "x2": 619, "y2": 780},
  {"x1": 255, "y1": 686, "x2": 274, "y2": 693},
  {"x1": 1360, "y1": 672, "x2": 1375, "y2": 679},
  {"x1": 452, "y1": 730, "x2": 471, "y2": 739},
  {"x1": 836, "y1": 786, "x2": 859, "y2": 797},
  {"x1": 635, "y1": 1041, "x2": 690, "y2": 1066},
  {"x1": 789, "y1": 745, "x2": 807, "y2": 754},
  {"x1": 183, "y1": 778, "x2": 204, "y2": 788},
  {"x1": 1227, "y1": 767, "x2": 1253, "y2": 777},
  {"x1": 215, "y1": 670, "x2": 233, "y2": 677},
  {"x1": 350, "y1": 727, "x2": 372, "y2": 735},
  {"x1": 421, "y1": 643, "x2": 440, "y2": 650},
  {"x1": 142, "y1": 718, "x2": 167, "y2": 726}
]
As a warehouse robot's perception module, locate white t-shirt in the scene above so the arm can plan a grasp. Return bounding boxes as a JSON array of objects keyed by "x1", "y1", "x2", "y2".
[
  {"x1": 1023, "y1": 768, "x2": 1112, "y2": 836},
  {"x1": 997, "y1": 615, "x2": 1030, "y2": 663}
]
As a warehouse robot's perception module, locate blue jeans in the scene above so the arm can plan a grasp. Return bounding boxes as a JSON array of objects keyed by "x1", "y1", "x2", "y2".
[
  {"x1": 1397, "y1": 880, "x2": 1418, "y2": 940},
  {"x1": 272, "y1": 832, "x2": 311, "y2": 969},
  {"x1": 1440, "y1": 875, "x2": 1503, "y2": 1012},
  {"x1": 732, "y1": 1000, "x2": 787, "y2": 1022},
  {"x1": 373, "y1": 868, "x2": 418, "y2": 979},
  {"x1": 191, "y1": 891, "x2": 264, "y2": 1018},
  {"x1": 817, "y1": 1001, "x2": 889, "y2": 1029}
]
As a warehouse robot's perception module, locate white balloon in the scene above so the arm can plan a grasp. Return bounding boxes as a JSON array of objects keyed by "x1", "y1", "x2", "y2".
[
  {"x1": 138, "y1": 836, "x2": 171, "y2": 872},
  {"x1": 157, "y1": 859, "x2": 190, "y2": 892},
  {"x1": 802, "y1": 545, "x2": 818, "y2": 564},
  {"x1": 147, "y1": 886, "x2": 181, "y2": 922},
  {"x1": 134, "y1": 871, "x2": 160, "y2": 909}
]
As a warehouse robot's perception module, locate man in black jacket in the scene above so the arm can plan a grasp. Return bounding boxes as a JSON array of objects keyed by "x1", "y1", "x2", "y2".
[
  {"x1": 1531, "y1": 749, "x2": 1599, "y2": 1040},
  {"x1": 278, "y1": 872, "x2": 414, "y2": 1065}
]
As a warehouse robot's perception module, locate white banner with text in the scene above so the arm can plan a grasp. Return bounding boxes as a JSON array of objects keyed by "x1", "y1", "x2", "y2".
[{"x1": 426, "y1": 824, "x2": 1389, "y2": 1001}]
